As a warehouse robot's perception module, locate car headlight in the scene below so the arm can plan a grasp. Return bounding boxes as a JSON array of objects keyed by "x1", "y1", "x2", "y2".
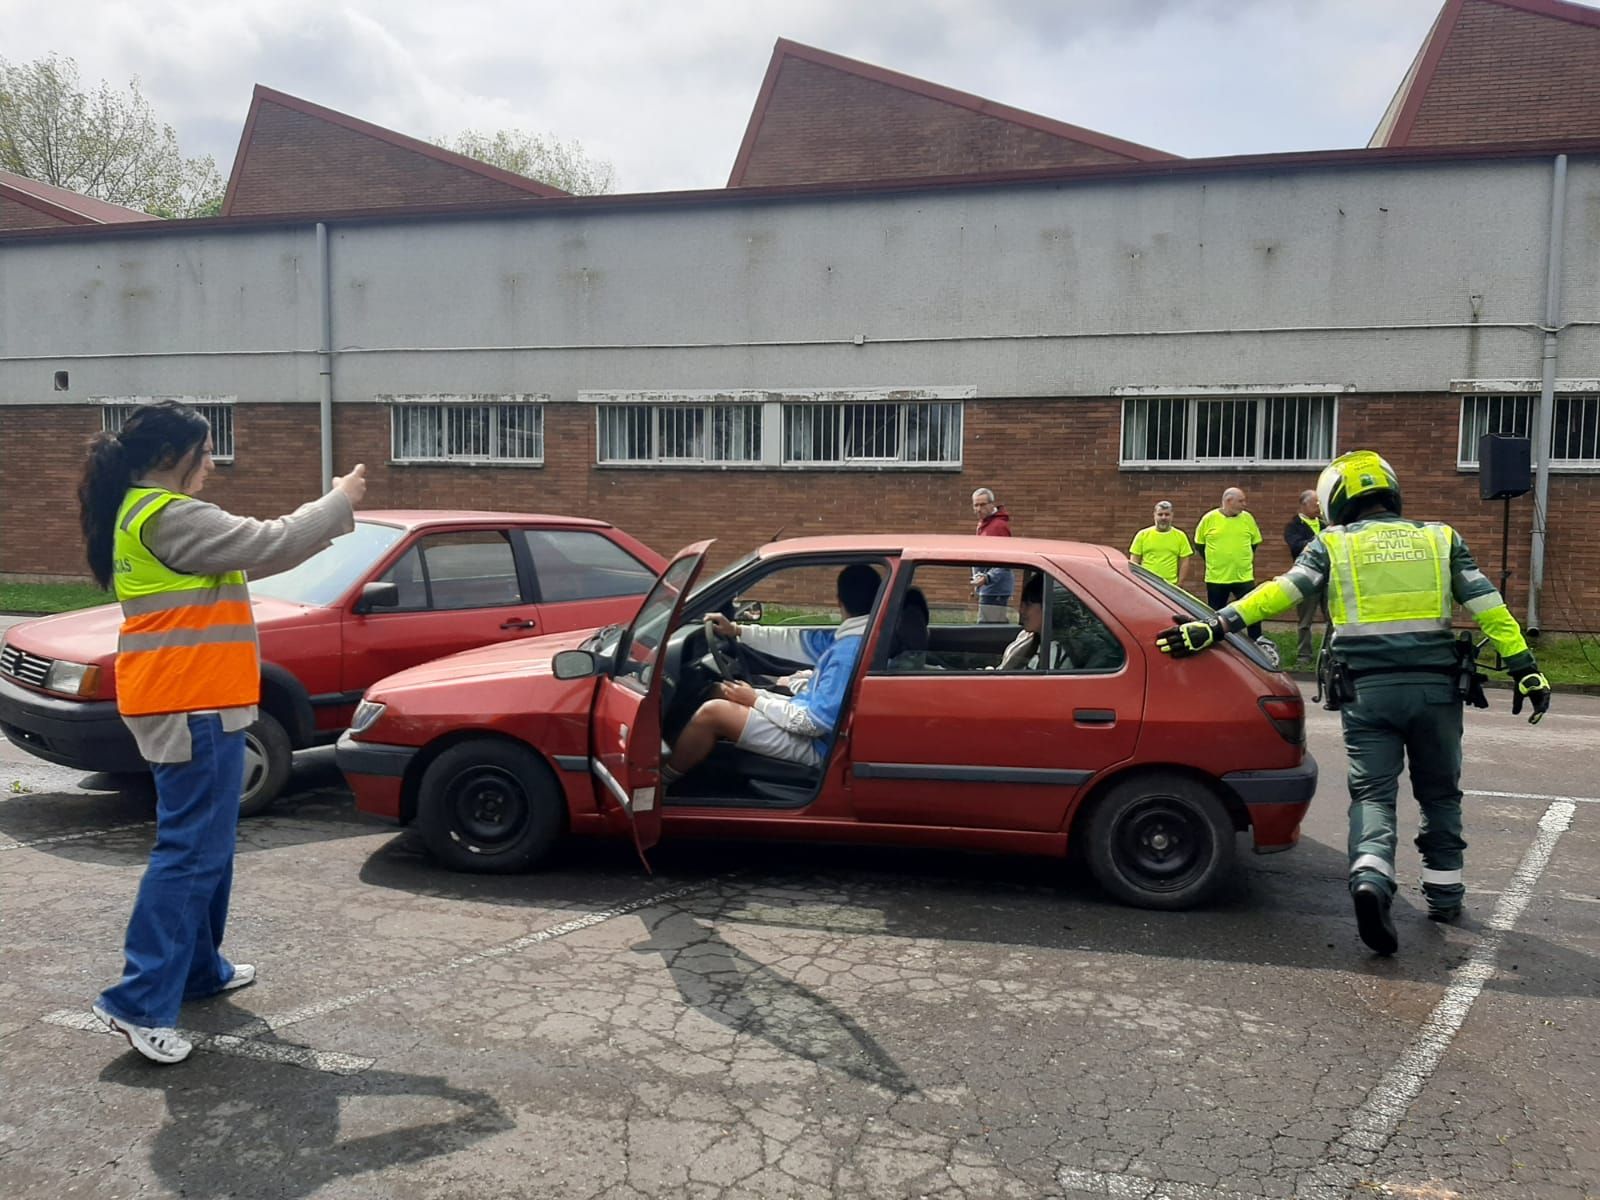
[
  {"x1": 349, "y1": 699, "x2": 387, "y2": 736},
  {"x1": 44, "y1": 660, "x2": 100, "y2": 698}
]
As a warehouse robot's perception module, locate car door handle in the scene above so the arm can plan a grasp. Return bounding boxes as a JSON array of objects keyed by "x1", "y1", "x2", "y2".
[
  {"x1": 1074, "y1": 709, "x2": 1117, "y2": 725},
  {"x1": 500, "y1": 618, "x2": 537, "y2": 630}
]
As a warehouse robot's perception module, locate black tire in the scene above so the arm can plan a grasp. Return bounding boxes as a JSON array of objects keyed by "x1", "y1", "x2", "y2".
[
  {"x1": 239, "y1": 711, "x2": 293, "y2": 818},
  {"x1": 415, "y1": 740, "x2": 562, "y2": 873},
  {"x1": 1082, "y1": 773, "x2": 1236, "y2": 910}
]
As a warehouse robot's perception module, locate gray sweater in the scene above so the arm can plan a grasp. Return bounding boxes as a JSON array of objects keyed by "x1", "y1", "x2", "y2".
[{"x1": 122, "y1": 486, "x2": 356, "y2": 763}]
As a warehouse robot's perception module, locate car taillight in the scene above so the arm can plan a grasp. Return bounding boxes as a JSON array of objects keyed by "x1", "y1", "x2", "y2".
[{"x1": 1258, "y1": 695, "x2": 1305, "y2": 745}]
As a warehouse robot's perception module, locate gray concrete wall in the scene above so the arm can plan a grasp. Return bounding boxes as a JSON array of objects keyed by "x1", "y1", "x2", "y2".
[{"x1": 2, "y1": 155, "x2": 1596, "y2": 405}]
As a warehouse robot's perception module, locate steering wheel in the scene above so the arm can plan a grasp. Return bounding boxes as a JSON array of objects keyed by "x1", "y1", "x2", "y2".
[{"x1": 702, "y1": 617, "x2": 743, "y2": 680}]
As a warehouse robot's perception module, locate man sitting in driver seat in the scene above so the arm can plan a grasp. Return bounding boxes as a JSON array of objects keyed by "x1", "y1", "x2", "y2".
[{"x1": 662, "y1": 564, "x2": 881, "y2": 782}]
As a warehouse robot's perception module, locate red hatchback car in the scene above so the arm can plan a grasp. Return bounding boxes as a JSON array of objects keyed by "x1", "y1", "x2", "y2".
[
  {"x1": 339, "y1": 536, "x2": 1317, "y2": 910},
  {"x1": 0, "y1": 512, "x2": 664, "y2": 814}
]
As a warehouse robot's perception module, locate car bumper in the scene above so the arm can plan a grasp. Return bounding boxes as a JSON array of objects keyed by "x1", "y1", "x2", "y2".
[
  {"x1": 335, "y1": 731, "x2": 416, "y2": 822},
  {"x1": 0, "y1": 674, "x2": 146, "y2": 773},
  {"x1": 1223, "y1": 752, "x2": 1319, "y2": 853}
]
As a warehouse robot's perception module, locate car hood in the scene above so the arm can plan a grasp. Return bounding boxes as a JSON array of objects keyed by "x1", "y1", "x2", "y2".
[
  {"x1": 5, "y1": 595, "x2": 321, "y2": 666},
  {"x1": 368, "y1": 628, "x2": 596, "y2": 693}
]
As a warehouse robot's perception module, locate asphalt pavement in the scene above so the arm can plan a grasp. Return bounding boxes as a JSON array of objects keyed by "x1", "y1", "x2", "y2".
[{"x1": 0, "y1": 691, "x2": 1595, "y2": 1199}]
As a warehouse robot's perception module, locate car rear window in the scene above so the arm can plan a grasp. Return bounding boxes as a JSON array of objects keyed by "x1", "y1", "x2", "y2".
[{"x1": 1128, "y1": 564, "x2": 1277, "y2": 671}]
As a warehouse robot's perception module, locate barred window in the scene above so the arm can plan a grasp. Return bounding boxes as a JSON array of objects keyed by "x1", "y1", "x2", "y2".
[
  {"x1": 596, "y1": 404, "x2": 762, "y2": 465},
  {"x1": 1121, "y1": 395, "x2": 1335, "y2": 467},
  {"x1": 101, "y1": 399, "x2": 235, "y2": 462},
  {"x1": 1458, "y1": 394, "x2": 1600, "y2": 468},
  {"x1": 388, "y1": 396, "x2": 544, "y2": 465},
  {"x1": 783, "y1": 401, "x2": 962, "y2": 467}
]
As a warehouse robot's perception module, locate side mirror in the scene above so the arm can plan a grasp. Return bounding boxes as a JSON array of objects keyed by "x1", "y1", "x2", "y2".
[
  {"x1": 552, "y1": 649, "x2": 602, "y2": 680},
  {"x1": 735, "y1": 600, "x2": 764, "y2": 623},
  {"x1": 354, "y1": 581, "x2": 400, "y2": 614}
]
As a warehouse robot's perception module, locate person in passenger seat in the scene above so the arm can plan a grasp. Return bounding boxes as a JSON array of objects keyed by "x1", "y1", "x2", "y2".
[
  {"x1": 998, "y1": 574, "x2": 1062, "y2": 671},
  {"x1": 662, "y1": 564, "x2": 882, "y2": 781},
  {"x1": 886, "y1": 587, "x2": 930, "y2": 671}
]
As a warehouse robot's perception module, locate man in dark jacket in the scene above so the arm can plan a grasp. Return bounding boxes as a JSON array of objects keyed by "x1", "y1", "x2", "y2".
[
  {"x1": 1283, "y1": 489, "x2": 1325, "y2": 666},
  {"x1": 971, "y1": 487, "x2": 1014, "y2": 622}
]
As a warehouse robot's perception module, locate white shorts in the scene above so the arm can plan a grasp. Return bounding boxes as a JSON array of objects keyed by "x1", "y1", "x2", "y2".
[{"x1": 736, "y1": 708, "x2": 824, "y2": 768}]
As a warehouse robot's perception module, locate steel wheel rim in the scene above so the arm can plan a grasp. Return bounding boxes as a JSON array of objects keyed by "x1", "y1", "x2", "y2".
[
  {"x1": 1111, "y1": 796, "x2": 1213, "y2": 892},
  {"x1": 445, "y1": 766, "x2": 529, "y2": 848},
  {"x1": 240, "y1": 733, "x2": 268, "y2": 807}
]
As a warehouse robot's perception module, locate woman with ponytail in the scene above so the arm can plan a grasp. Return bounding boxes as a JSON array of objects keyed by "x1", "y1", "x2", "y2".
[{"x1": 79, "y1": 399, "x2": 368, "y2": 1064}]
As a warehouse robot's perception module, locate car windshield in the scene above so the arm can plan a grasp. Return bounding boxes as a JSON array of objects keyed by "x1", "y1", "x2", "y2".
[
  {"x1": 1130, "y1": 563, "x2": 1276, "y2": 670},
  {"x1": 252, "y1": 522, "x2": 406, "y2": 607}
]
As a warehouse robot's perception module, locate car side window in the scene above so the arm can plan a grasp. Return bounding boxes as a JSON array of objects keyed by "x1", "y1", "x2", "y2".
[
  {"x1": 1042, "y1": 577, "x2": 1126, "y2": 673},
  {"x1": 379, "y1": 531, "x2": 524, "y2": 612},
  {"x1": 879, "y1": 563, "x2": 1029, "y2": 673},
  {"x1": 520, "y1": 530, "x2": 656, "y2": 603}
]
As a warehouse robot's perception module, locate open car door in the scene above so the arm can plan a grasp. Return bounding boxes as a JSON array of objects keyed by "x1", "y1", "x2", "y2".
[{"x1": 590, "y1": 540, "x2": 713, "y2": 864}]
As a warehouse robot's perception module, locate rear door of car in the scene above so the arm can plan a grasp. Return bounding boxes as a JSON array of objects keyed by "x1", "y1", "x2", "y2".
[
  {"x1": 847, "y1": 554, "x2": 1144, "y2": 832},
  {"x1": 341, "y1": 525, "x2": 542, "y2": 694},
  {"x1": 589, "y1": 541, "x2": 712, "y2": 857},
  {"x1": 514, "y1": 525, "x2": 660, "y2": 634}
]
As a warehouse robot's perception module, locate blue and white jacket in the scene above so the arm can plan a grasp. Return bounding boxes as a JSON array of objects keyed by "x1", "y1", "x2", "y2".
[{"x1": 738, "y1": 615, "x2": 868, "y2": 755}]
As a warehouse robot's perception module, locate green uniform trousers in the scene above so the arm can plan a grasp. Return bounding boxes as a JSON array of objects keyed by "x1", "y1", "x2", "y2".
[{"x1": 1341, "y1": 679, "x2": 1466, "y2": 907}]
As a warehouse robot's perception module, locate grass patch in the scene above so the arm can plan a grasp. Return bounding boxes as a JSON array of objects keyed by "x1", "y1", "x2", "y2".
[
  {"x1": 1260, "y1": 626, "x2": 1600, "y2": 687},
  {"x1": 757, "y1": 604, "x2": 838, "y2": 626},
  {"x1": 0, "y1": 581, "x2": 111, "y2": 615}
]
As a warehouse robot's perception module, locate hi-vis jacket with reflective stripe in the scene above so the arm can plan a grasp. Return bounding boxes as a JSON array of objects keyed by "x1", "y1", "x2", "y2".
[
  {"x1": 113, "y1": 487, "x2": 260, "y2": 717},
  {"x1": 1221, "y1": 513, "x2": 1534, "y2": 675}
]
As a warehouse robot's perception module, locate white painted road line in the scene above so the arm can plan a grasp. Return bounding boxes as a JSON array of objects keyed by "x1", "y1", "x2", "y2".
[
  {"x1": 1296, "y1": 798, "x2": 1577, "y2": 1197},
  {"x1": 42, "y1": 1009, "x2": 374, "y2": 1075},
  {"x1": 0, "y1": 820, "x2": 155, "y2": 851},
  {"x1": 234, "y1": 879, "x2": 718, "y2": 1037},
  {"x1": 1466, "y1": 789, "x2": 1600, "y2": 804},
  {"x1": 1058, "y1": 800, "x2": 1577, "y2": 1200}
]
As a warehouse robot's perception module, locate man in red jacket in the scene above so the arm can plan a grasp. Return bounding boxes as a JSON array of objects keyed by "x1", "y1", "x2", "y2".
[{"x1": 971, "y1": 487, "x2": 1014, "y2": 622}]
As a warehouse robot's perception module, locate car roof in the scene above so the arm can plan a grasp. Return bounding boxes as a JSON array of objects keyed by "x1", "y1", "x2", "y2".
[
  {"x1": 751, "y1": 534, "x2": 1111, "y2": 560},
  {"x1": 355, "y1": 510, "x2": 615, "y2": 531}
]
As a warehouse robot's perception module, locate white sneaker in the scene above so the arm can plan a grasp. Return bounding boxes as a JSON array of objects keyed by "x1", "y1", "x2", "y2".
[
  {"x1": 1256, "y1": 637, "x2": 1282, "y2": 670},
  {"x1": 220, "y1": 963, "x2": 255, "y2": 992},
  {"x1": 92, "y1": 1003, "x2": 192, "y2": 1064}
]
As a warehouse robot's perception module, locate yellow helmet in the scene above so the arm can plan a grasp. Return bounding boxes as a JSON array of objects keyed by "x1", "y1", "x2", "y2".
[{"x1": 1317, "y1": 450, "x2": 1401, "y2": 526}]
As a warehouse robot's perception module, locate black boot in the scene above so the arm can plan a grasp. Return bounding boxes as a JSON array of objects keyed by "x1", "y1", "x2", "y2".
[{"x1": 1352, "y1": 880, "x2": 1398, "y2": 956}]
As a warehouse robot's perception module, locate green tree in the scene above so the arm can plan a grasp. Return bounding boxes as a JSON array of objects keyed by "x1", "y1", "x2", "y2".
[
  {"x1": 0, "y1": 53, "x2": 223, "y2": 218},
  {"x1": 439, "y1": 128, "x2": 616, "y2": 195}
]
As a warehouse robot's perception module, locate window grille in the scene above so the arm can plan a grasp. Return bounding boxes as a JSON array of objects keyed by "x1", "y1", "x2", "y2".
[
  {"x1": 101, "y1": 400, "x2": 235, "y2": 462},
  {"x1": 1458, "y1": 394, "x2": 1600, "y2": 468},
  {"x1": 783, "y1": 401, "x2": 961, "y2": 466},
  {"x1": 1121, "y1": 395, "x2": 1335, "y2": 466},
  {"x1": 389, "y1": 398, "x2": 543, "y2": 464},
  {"x1": 596, "y1": 403, "x2": 762, "y2": 465}
]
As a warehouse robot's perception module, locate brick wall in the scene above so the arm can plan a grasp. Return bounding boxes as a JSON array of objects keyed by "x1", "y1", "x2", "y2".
[
  {"x1": 0, "y1": 199, "x2": 72, "y2": 230},
  {"x1": 5, "y1": 397, "x2": 1597, "y2": 629},
  {"x1": 737, "y1": 57, "x2": 1141, "y2": 187},
  {"x1": 226, "y1": 101, "x2": 541, "y2": 216},
  {"x1": 1406, "y1": 0, "x2": 1600, "y2": 145}
]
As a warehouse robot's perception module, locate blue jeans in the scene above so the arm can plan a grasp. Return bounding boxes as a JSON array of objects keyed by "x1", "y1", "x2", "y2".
[{"x1": 98, "y1": 714, "x2": 245, "y2": 1027}]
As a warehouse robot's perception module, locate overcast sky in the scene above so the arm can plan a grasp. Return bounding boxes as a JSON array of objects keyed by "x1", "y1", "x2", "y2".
[{"x1": 0, "y1": 0, "x2": 1510, "y2": 193}]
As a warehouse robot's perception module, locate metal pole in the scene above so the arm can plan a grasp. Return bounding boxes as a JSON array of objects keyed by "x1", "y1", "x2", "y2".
[
  {"x1": 316, "y1": 222, "x2": 334, "y2": 490},
  {"x1": 1527, "y1": 155, "x2": 1566, "y2": 635}
]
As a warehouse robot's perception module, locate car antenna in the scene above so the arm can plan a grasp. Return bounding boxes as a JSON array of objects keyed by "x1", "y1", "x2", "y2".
[{"x1": 766, "y1": 525, "x2": 787, "y2": 543}]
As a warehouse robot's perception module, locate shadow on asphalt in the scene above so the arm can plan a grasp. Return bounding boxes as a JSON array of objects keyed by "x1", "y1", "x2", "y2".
[
  {"x1": 357, "y1": 830, "x2": 1600, "y2": 1001},
  {"x1": 0, "y1": 749, "x2": 376, "y2": 864},
  {"x1": 98, "y1": 1043, "x2": 513, "y2": 1199}
]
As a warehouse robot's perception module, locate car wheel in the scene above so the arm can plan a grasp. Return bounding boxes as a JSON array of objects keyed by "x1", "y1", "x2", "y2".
[
  {"x1": 239, "y1": 712, "x2": 293, "y2": 818},
  {"x1": 1082, "y1": 773, "x2": 1235, "y2": 910},
  {"x1": 415, "y1": 740, "x2": 562, "y2": 873}
]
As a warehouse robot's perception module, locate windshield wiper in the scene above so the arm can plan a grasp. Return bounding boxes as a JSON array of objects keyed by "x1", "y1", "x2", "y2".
[{"x1": 582, "y1": 623, "x2": 623, "y2": 651}]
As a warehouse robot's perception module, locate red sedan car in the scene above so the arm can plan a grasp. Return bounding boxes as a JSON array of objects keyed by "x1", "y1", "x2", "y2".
[
  {"x1": 338, "y1": 536, "x2": 1316, "y2": 910},
  {"x1": 0, "y1": 512, "x2": 663, "y2": 814}
]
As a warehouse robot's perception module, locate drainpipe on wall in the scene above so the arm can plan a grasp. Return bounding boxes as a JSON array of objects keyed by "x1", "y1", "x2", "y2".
[
  {"x1": 1527, "y1": 154, "x2": 1567, "y2": 636},
  {"x1": 316, "y1": 222, "x2": 334, "y2": 489}
]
